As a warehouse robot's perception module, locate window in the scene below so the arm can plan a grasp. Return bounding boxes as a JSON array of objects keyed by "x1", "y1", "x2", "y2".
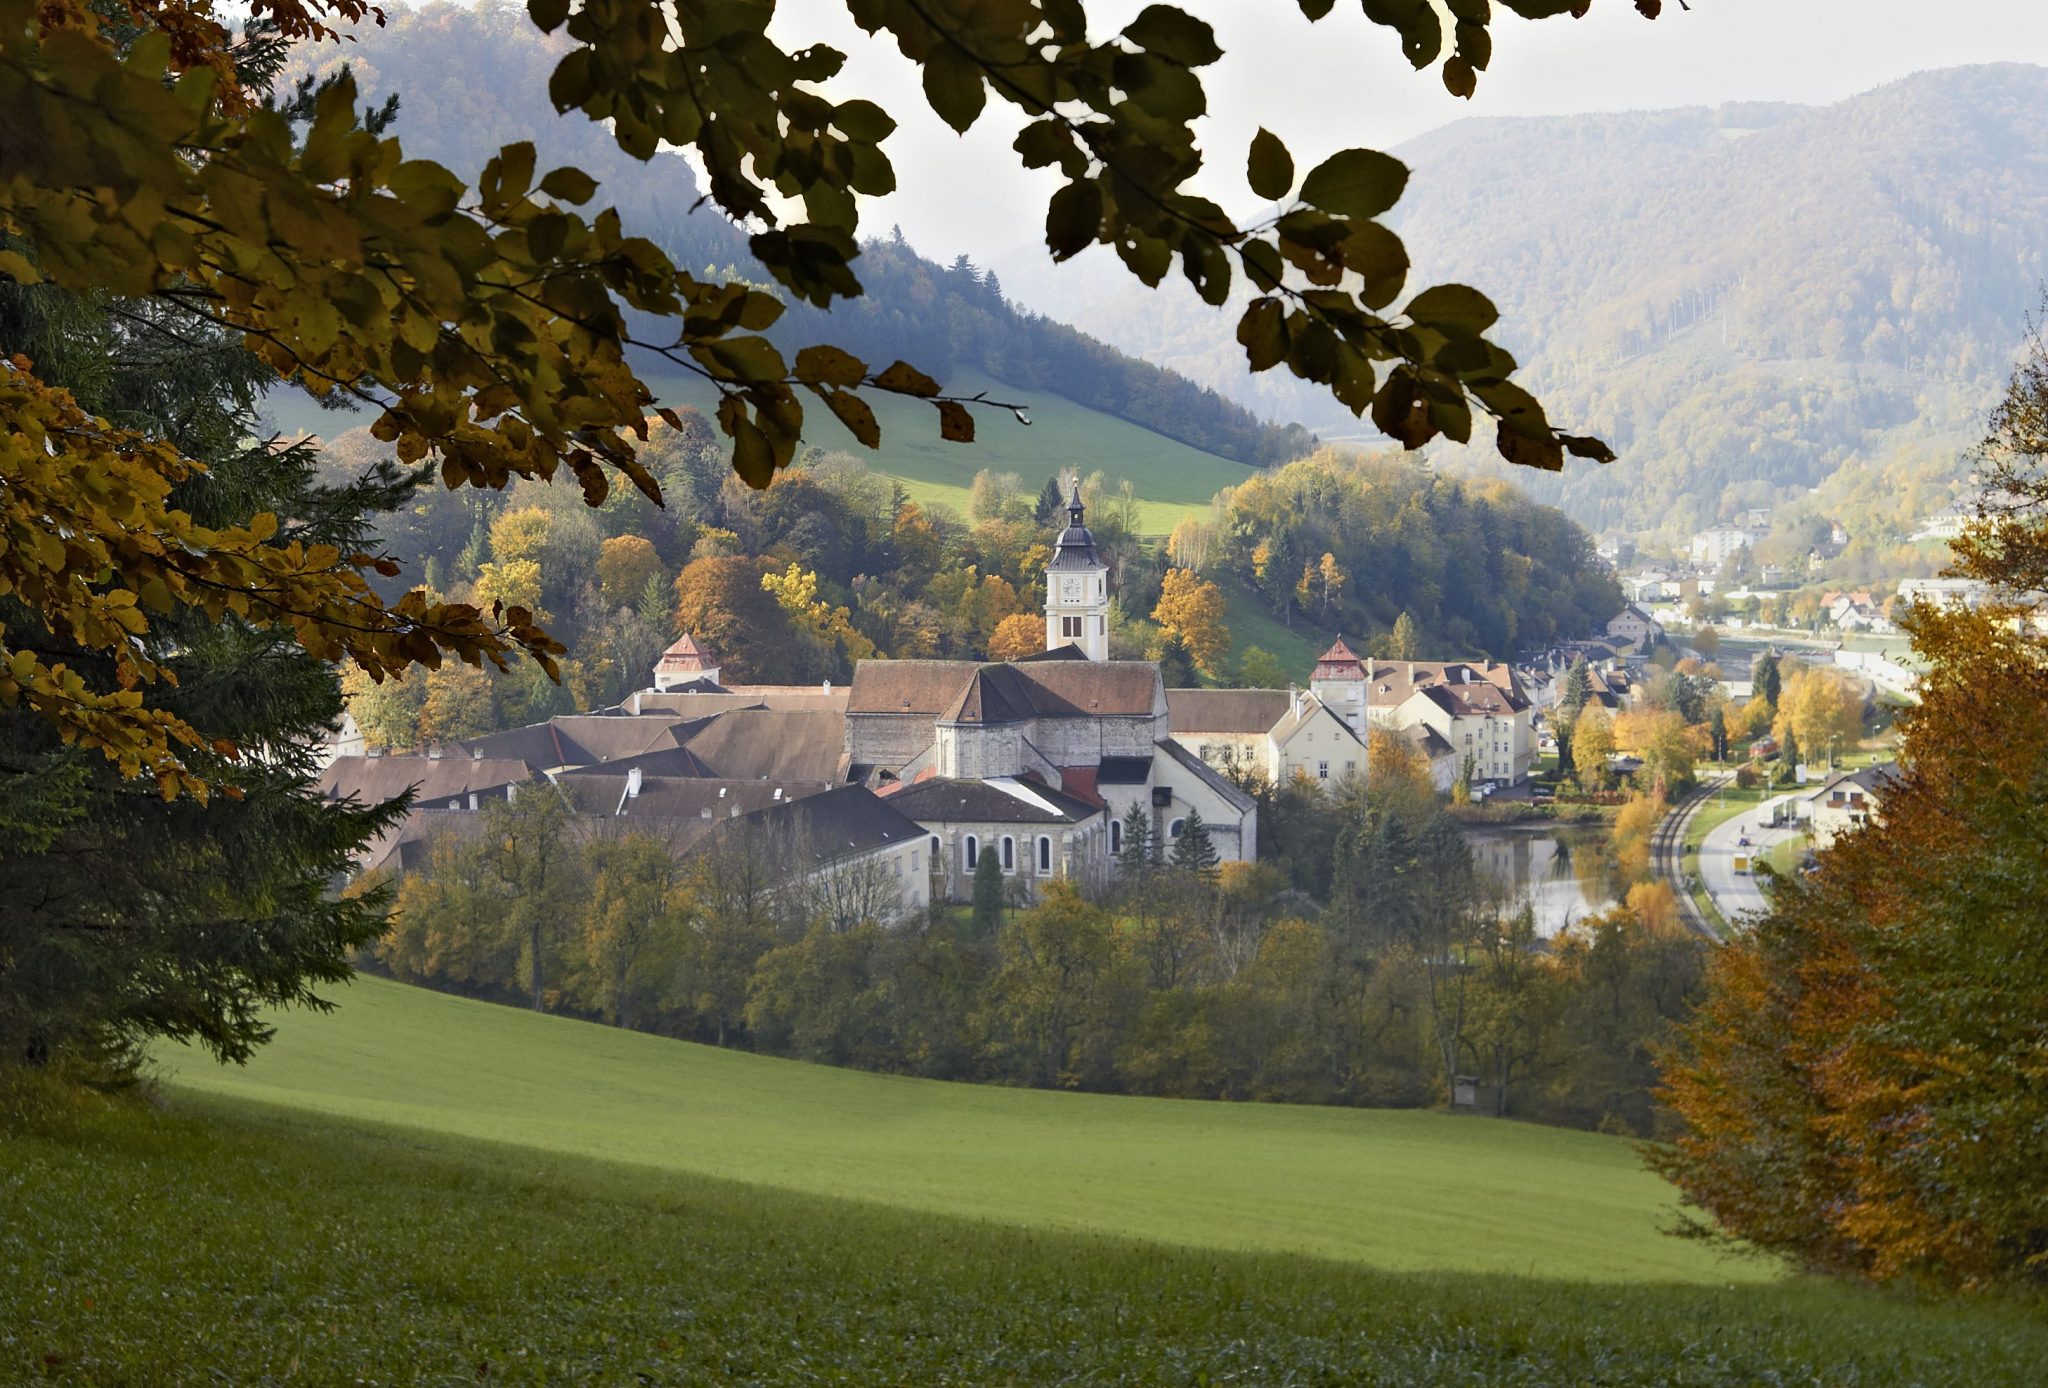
[
  {"x1": 1061, "y1": 615, "x2": 1083, "y2": 639},
  {"x1": 1001, "y1": 836, "x2": 1015, "y2": 872},
  {"x1": 1317, "y1": 761, "x2": 1330, "y2": 780},
  {"x1": 930, "y1": 835, "x2": 940, "y2": 861},
  {"x1": 964, "y1": 835, "x2": 979, "y2": 869},
  {"x1": 1037, "y1": 836, "x2": 1052, "y2": 872},
  {"x1": 1169, "y1": 818, "x2": 1186, "y2": 839},
  {"x1": 892, "y1": 858, "x2": 902, "y2": 877},
  {"x1": 912, "y1": 851, "x2": 921, "y2": 873},
  {"x1": 1109, "y1": 819, "x2": 1123, "y2": 854}
]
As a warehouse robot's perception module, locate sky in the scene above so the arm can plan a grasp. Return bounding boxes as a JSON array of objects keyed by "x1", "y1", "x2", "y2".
[{"x1": 763, "y1": 0, "x2": 2048, "y2": 263}]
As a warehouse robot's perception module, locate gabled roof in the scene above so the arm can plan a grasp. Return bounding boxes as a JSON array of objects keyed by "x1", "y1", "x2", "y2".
[
  {"x1": 560, "y1": 774, "x2": 833, "y2": 826},
  {"x1": 682, "y1": 707, "x2": 848, "y2": 782},
  {"x1": 316, "y1": 754, "x2": 536, "y2": 807},
  {"x1": 735, "y1": 784, "x2": 929, "y2": 866},
  {"x1": 885, "y1": 776, "x2": 1102, "y2": 825},
  {"x1": 846, "y1": 659, "x2": 1163, "y2": 720},
  {"x1": 1153, "y1": 738, "x2": 1258, "y2": 815},
  {"x1": 1165, "y1": 688, "x2": 1293, "y2": 735},
  {"x1": 457, "y1": 713, "x2": 693, "y2": 772},
  {"x1": 1806, "y1": 763, "x2": 1902, "y2": 802},
  {"x1": 1269, "y1": 692, "x2": 1363, "y2": 747},
  {"x1": 1359, "y1": 660, "x2": 1531, "y2": 713}
]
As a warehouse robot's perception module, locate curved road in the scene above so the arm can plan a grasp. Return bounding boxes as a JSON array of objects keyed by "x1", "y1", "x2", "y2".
[{"x1": 1698, "y1": 789, "x2": 1806, "y2": 925}]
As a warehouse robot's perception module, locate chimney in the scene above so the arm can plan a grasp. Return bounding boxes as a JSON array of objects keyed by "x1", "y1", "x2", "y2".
[
  {"x1": 822, "y1": 680, "x2": 832, "y2": 694},
  {"x1": 1405, "y1": 661, "x2": 1414, "y2": 685},
  {"x1": 700, "y1": 806, "x2": 712, "y2": 819},
  {"x1": 426, "y1": 743, "x2": 442, "y2": 760},
  {"x1": 471, "y1": 746, "x2": 483, "y2": 761},
  {"x1": 626, "y1": 767, "x2": 643, "y2": 799}
]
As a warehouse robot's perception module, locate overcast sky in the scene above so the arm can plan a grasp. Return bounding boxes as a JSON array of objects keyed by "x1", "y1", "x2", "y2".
[{"x1": 766, "y1": 0, "x2": 2048, "y2": 262}]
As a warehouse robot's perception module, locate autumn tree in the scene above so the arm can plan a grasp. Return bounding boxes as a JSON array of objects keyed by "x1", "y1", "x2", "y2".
[
  {"x1": 1773, "y1": 665, "x2": 1861, "y2": 770},
  {"x1": 1152, "y1": 567, "x2": 1229, "y2": 676},
  {"x1": 988, "y1": 612, "x2": 1045, "y2": 661},
  {"x1": 1572, "y1": 704, "x2": 1616, "y2": 790},
  {"x1": 597, "y1": 535, "x2": 664, "y2": 611},
  {"x1": 1388, "y1": 611, "x2": 1423, "y2": 661},
  {"x1": 1655, "y1": 325, "x2": 2048, "y2": 1290}
]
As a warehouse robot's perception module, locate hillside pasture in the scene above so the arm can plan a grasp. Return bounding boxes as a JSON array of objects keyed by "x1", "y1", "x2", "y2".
[
  {"x1": 3, "y1": 981, "x2": 2041, "y2": 1384},
  {"x1": 164, "y1": 976, "x2": 1732, "y2": 1283}
]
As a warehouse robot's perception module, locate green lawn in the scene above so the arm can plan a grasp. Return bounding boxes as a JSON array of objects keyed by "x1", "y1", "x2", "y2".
[
  {"x1": 11, "y1": 1077, "x2": 2046, "y2": 1385},
  {"x1": 262, "y1": 366, "x2": 1264, "y2": 537},
  {"x1": 161, "y1": 975, "x2": 1733, "y2": 1284}
]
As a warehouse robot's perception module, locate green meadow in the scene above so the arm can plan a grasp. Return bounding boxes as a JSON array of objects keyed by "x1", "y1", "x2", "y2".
[
  {"x1": 263, "y1": 367, "x2": 1264, "y2": 536},
  {"x1": 163, "y1": 976, "x2": 1728, "y2": 1282},
  {"x1": 5, "y1": 976, "x2": 2043, "y2": 1384}
]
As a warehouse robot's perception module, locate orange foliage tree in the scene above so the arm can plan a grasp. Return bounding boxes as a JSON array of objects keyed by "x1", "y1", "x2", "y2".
[{"x1": 1653, "y1": 334, "x2": 2048, "y2": 1290}]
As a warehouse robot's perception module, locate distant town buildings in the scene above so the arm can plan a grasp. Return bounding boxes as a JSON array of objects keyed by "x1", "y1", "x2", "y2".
[{"x1": 1688, "y1": 525, "x2": 1761, "y2": 567}]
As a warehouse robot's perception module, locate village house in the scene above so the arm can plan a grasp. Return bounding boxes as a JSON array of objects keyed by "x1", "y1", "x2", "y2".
[
  {"x1": 1309, "y1": 639, "x2": 1538, "y2": 786},
  {"x1": 1804, "y1": 764, "x2": 1902, "y2": 850},
  {"x1": 1604, "y1": 603, "x2": 1664, "y2": 650},
  {"x1": 1163, "y1": 687, "x2": 1369, "y2": 785}
]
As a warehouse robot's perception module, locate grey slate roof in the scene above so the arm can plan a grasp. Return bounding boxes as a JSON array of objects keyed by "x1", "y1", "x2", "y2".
[
  {"x1": 884, "y1": 776, "x2": 1101, "y2": 825},
  {"x1": 682, "y1": 707, "x2": 848, "y2": 782},
  {"x1": 735, "y1": 783, "x2": 929, "y2": 866},
  {"x1": 316, "y1": 754, "x2": 535, "y2": 807}
]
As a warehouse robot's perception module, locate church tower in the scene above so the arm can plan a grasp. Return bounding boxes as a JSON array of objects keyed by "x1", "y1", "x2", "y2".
[{"x1": 1044, "y1": 483, "x2": 1110, "y2": 660}]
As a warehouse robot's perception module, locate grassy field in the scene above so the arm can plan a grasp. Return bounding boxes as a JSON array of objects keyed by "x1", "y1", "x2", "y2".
[
  {"x1": 161, "y1": 975, "x2": 1736, "y2": 1283},
  {"x1": 8, "y1": 980, "x2": 2046, "y2": 1385},
  {"x1": 12, "y1": 1082, "x2": 2047, "y2": 1385},
  {"x1": 261, "y1": 366, "x2": 1263, "y2": 538}
]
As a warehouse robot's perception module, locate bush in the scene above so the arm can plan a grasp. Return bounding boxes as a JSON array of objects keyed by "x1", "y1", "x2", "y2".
[{"x1": 1734, "y1": 765, "x2": 1760, "y2": 790}]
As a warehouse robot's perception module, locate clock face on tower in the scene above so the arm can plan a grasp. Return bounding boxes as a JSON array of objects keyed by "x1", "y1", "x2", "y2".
[{"x1": 1061, "y1": 577, "x2": 1080, "y2": 601}]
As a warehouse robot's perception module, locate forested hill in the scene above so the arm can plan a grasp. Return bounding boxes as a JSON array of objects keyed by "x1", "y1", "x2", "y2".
[
  {"x1": 997, "y1": 66, "x2": 2048, "y2": 542},
  {"x1": 283, "y1": 2, "x2": 1312, "y2": 468}
]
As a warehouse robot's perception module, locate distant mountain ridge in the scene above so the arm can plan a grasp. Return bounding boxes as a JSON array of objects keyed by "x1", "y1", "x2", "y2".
[{"x1": 996, "y1": 65, "x2": 2048, "y2": 542}]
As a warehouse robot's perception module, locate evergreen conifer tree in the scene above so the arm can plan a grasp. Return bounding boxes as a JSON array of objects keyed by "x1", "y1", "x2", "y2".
[
  {"x1": 1170, "y1": 810, "x2": 1220, "y2": 880},
  {"x1": 1756, "y1": 653, "x2": 1783, "y2": 710},
  {"x1": 971, "y1": 842, "x2": 1006, "y2": 932},
  {"x1": 1779, "y1": 728, "x2": 1802, "y2": 786},
  {"x1": 1116, "y1": 804, "x2": 1153, "y2": 880},
  {"x1": 1033, "y1": 476, "x2": 1064, "y2": 527},
  {"x1": 1158, "y1": 634, "x2": 1199, "y2": 689}
]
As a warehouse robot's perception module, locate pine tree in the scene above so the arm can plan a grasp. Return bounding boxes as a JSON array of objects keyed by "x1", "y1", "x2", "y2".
[
  {"x1": 1562, "y1": 657, "x2": 1592, "y2": 710},
  {"x1": 972, "y1": 842, "x2": 1006, "y2": 932},
  {"x1": 1158, "y1": 633, "x2": 1199, "y2": 689},
  {"x1": 1033, "y1": 476, "x2": 1064, "y2": 527},
  {"x1": 1170, "y1": 810, "x2": 1220, "y2": 880},
  {"x1": 0, "y1": 280, "x2": 405, "y2": 1071},
  {"x1": 1756, "y1": 652, "x2": 1782, "y2": 710},
  {"x1": 1778, "y1": 728, "x2": 1801, "y2": 786},
  {"x1": 1116, "y1": 804, "x2": 1153, "y2": 880},
  {"x1": 1709, "y1": 704, "x2": 1729, "y2": 762}
]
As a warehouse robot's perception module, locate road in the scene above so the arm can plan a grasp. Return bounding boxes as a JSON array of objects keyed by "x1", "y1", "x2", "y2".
[{"x1": 1697, "y1": 789, "x2": 1807, "y2": 925}]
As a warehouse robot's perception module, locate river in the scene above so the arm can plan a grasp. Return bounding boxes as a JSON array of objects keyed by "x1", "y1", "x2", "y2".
[{"x1": 1460, "y1": 822, "x2": 1619, "y2": 938}]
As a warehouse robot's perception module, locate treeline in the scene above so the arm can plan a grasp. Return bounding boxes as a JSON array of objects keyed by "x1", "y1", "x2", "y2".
[
  {"x1": 376, "y1": 746, "x2": 1705, "y2": 1135},
  {"x1": 1189, "y1": 449, "x2": 1623, "y2": 659}
]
